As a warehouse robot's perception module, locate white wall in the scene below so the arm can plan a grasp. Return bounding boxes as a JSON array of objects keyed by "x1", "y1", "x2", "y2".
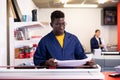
[
  {"x1": 0, "y1": 0, "x2": 7, "y2": 66},
  {"x1": 16, "y1": 0, "x2": 117, "y2": 52},
  {"x1": 38, "y1": 8, "x2": 117, "y2": 52},
  {"x1": 108, "y1": 25, "x2": 117, "y2": 45}
]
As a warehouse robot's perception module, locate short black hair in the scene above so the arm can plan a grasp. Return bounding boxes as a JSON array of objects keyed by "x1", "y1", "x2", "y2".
[
  {"x1": 95, "y1": 29, "x2": 100, "y2": 33},
  {"x1": 51, "y1": 10, "x2": 64, "y2": 22}
]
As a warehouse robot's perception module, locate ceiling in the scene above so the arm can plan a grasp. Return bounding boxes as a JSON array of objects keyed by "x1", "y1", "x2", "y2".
[{"x1": 32, "y1": 0, "x2": 120, "y2": 8}]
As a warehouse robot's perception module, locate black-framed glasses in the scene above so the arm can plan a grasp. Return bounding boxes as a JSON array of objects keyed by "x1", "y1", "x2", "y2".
[{"x1": 54, "y1": 22, "x2": 67, "y2": 26}]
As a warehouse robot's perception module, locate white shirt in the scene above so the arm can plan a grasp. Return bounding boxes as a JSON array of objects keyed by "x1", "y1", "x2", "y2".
[
  {"x1": 95, "y1": 36, "x2": 108, "y2": 51},
  {"x1": 95, "y1": 37, "x2": 100, "y2": 49}
]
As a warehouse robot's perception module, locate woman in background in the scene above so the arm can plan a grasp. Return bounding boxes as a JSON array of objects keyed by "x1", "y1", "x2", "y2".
[{"x1": 90, "y1": 29, "x2": 107, "y2": 54}]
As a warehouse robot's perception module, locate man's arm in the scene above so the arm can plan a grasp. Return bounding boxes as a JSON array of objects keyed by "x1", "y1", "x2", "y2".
[
  {"x1": 75, "y1": 37, "x2": 95, "y2": 66},
  {"x1": 74, "y1": 37, "x2": 87, "y2": 59},
  {"x1": 33, "y1": 39, "x2": 47, "y2": 66},
  {"x1": 33, "y1": 39, "x2": 57, "y2": 66}
]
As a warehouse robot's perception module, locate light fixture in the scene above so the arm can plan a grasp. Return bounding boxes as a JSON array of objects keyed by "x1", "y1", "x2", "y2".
[
  {"x1": 64, "y1": 4, "x2": 98, "y2": 8},
  {"x1": 98, "y1": 0, "x2": 107, "y2": 4},
  {"x1": 60, "y1": 0, "x2": 68, "y2": 4}
]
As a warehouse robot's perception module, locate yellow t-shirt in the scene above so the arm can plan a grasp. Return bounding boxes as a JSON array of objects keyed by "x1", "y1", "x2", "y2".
[{"x1": 56, "y1": 34, "x2": 65, "y2": 48}]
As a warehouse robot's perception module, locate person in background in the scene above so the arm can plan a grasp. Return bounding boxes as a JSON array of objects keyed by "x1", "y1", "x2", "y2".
[
  {"x1": 34, "y1": 10, "x2": 94, "y2": 67},
  {"x1": 90, "y1": 29, "x2": 107, "y2": 53}
]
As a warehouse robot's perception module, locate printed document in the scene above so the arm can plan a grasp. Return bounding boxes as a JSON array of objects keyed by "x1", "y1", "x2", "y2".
[{"x1": 54, "y1": 57, "x2": 92, "y2": 67}]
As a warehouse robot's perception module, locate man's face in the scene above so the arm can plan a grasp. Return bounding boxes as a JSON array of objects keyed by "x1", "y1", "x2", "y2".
[{"x1": 51, "y1": 18, "x2": 65, "y2": 35}]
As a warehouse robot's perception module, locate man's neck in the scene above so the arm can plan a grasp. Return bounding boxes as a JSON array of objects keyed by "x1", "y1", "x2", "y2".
[{"x1": 53, "y1": 31, "x2": 65, "y2": 36}]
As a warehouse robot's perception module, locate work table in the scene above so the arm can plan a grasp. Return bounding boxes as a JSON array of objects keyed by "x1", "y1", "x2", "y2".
[{"x1": 0, "y1": 64, "x2": 104, "y2": 80}]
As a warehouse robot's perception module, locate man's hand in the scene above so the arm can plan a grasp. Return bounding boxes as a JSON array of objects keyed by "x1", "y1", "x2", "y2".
[
  {"x1": 45, "y1": 58, "x2": 57, "y2": 66},
  {"x1": 85, "y1": 59, "x2": 95, "y2": 66}
]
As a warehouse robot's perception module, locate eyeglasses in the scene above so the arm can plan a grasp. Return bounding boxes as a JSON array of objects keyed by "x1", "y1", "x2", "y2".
[{"x1": 54, "y1": 22, "x2": 67, "y2": 26}]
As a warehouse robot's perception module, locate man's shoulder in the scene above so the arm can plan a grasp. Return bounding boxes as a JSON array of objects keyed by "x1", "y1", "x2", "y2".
[
  {"x1": 39, "y1": 32, "x2": 52, "y2": 43},
  {"x1": 65, "y1": 32, "x2": 80, "y2": 42},
  {"x1": 41, "y1": 32, "x2": 52, "y2": 40},
  {"x1": 65, "y1": 32, "x2": 77, "y2": 38}
]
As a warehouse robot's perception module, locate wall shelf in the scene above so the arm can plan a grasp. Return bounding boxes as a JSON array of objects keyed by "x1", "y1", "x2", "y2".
[{"x1": 9, "y1": 19, "x2": 45, "y2": 66}]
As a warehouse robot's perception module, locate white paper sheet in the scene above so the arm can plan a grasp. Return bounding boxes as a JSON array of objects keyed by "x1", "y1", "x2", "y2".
[
  {"x1": 115, "y1": 65, "x2": 120, "y2": 73},
  {"x1": 93, "y1": 49, "x2": 101, "y2": 57},
  {"x1": 54, "y1": 57, "x2": 92, "y2": 67}
]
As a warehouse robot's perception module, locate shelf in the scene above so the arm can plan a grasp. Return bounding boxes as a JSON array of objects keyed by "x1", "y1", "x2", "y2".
[
  {"x1": 9, "y1": 19, "x2": 46, "y2": 66},
  {"x1": 14, "y1": 38, "x2": 40, "y2": 47},
  {"x1": 14, "y1": 58, "x2": 33, "y2": 66},
  {"x1": 11, "y1": 21, "x2": 45, "y2": 29}
]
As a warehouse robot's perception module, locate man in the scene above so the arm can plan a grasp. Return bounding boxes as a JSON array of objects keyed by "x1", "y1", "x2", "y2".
[
  {"x1": 90, "y1": 29, "x2": 106, "y2": 53},
  {"x1": 34, "y1": 10, "x2": 93, "y2": 66}
]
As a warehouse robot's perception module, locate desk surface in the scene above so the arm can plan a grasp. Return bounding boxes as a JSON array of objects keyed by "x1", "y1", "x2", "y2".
[
  {"x1": 0, "y1": 69, "x2": 104, "y2": 80},
  {"x1": 103, "y1": 72, "x2": 120, "y2": 80}
]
